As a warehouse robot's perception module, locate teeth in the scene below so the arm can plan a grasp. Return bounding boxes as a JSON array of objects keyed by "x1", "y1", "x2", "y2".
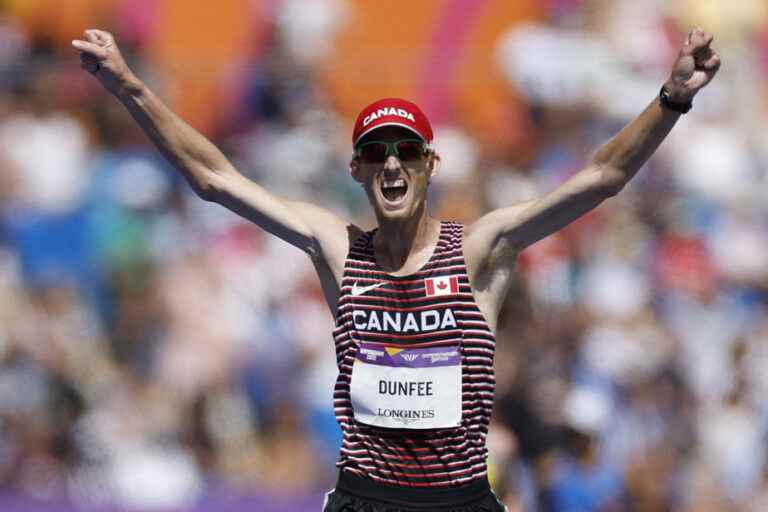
[{"x1": 382, "y1": 179, "x2": 406, "y2": 189}]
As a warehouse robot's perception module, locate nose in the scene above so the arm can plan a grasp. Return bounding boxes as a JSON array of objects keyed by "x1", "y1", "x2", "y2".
[{"x1": 383, "y1": 155, "x2": 402, "y2": 174}]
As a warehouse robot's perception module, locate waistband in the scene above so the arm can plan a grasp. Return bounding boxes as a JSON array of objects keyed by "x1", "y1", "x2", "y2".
[{"x1": 335, "y1": 470, "x2": 491, "y2": 508}]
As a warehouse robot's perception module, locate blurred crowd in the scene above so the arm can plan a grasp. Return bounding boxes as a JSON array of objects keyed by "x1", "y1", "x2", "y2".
[{"x1": 0, "y1": 0, "x2": 767, "y2": 511}]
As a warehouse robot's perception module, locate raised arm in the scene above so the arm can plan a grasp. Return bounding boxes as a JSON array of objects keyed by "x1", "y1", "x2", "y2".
[
  {"x1": 467, "y1": 28, "x2": 721, "y2": 260},
  {"x1": 71, "y1": 30, "x2": 354, "y2": 281}
]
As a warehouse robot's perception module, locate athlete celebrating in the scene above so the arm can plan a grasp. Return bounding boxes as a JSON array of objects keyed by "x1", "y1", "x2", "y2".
[{"x1": 73, "y1": 28, "x2": 720, "y2": 512}]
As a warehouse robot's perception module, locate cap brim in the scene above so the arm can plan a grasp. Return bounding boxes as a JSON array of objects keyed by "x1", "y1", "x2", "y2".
[{"x1": 353, "y1": 122, "x2": 426, "y2": 146}]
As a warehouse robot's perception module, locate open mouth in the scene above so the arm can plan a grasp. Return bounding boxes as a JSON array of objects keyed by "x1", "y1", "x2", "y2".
[{"x1": 381, "y1": 178, "x2": 408, "y2": 204}]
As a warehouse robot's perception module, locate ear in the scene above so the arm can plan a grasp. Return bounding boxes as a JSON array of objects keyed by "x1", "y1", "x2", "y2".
[
  {"x1": 427, "y1": 151, "x2": 441, "y2": 183},
  {"x1": 350, "y1": 157, "x2": 364, "y2": 183}
]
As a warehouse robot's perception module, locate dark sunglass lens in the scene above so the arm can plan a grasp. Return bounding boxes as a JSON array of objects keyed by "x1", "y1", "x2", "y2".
[
  {"x1": 359, "y1": 143, "x2": 388, "y2": 163},
  {"x1": 396, "y1": 141, "x2": 423, "y2": 161}
]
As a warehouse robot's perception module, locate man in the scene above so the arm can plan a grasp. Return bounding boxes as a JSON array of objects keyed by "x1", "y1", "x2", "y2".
[{"x1": 72, "y1": 27, "x2": 719, "y2": 512}]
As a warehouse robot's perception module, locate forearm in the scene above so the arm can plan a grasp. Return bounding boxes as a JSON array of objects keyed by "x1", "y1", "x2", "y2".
[
  {"x1": 591, "y1": 96, "x2": 681, "y2": 193},
  {"x1": 115, "y1": 77, "x2": 234, "y2": 200},
  {"x1": 473, "y1": 28, "x2": 719, "y2": 254}
]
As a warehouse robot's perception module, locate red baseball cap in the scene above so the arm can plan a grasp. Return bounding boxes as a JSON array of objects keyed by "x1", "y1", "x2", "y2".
[{"x1": 352, "y1": 98, "x2": 434, "y2": 146}]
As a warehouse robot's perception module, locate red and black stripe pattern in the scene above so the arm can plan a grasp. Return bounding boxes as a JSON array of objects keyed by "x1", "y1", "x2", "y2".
[{"x1": 332, "y1": 221, "x2": 496, "y2": 487}]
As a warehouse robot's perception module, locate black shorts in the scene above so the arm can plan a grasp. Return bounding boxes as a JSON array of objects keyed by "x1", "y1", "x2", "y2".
[{"x1": 322, "y1": 470, "x2": 508, "y2": 512}]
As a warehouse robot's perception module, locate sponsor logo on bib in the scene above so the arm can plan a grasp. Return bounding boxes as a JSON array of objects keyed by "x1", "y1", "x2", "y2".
[{"x1": 375, "y1": 407, "x2": 436, "y2": 425}]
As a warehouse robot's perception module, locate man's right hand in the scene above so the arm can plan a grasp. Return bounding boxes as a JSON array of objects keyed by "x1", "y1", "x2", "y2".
[{"x1": 72, "y1": 29, "x2": 139, "y2": 96}]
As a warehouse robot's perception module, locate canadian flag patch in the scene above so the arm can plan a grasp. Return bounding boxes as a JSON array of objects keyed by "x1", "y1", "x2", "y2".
[{"x1": 424, "y1": 276, "x2": 459, "y2": 297}]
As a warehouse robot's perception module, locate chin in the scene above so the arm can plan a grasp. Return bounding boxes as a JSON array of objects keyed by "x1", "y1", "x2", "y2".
[{"x1": 376, "y1": 206, "x2": 411, "y2": 222}]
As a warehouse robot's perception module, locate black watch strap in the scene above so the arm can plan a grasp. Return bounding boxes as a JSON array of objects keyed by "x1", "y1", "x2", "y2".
[{"x1": 659, "y1": 86, "x2": 692, "y2": 114}]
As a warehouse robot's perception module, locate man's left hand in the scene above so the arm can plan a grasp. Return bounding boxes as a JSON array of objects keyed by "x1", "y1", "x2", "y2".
[{"x1": 665, "y1": 28, "x2": 721, "y2": 103}]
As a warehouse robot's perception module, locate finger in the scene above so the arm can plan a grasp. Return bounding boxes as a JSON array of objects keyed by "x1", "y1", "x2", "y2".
[
  {"x1": 96, "y1": 30, "x2": 114, "y2": 44},
  {"x1": 72, "y1": 39, "x2": 107, "y2": 59},
  {"x1": 86, "y1": 29, "x2": 111, "y2": 44},
  {"x1": 703, "y1": 53, "x2": 721, "y2": 72},
  {"x1": 84, "y1": 29, "x2": 99, "y2": 44},
  {"x1": 693, "y1": 46, "x2": 713, "y2": 66},
  {"x1": 680, "y1": 33, "x2": 694, "y2": 56},
  {"x1": 689, "y1": 28, "x2": 713, "y2": 51},
  {"x1": 693, "y1": 45, "x2": 720, "y2": 72}
]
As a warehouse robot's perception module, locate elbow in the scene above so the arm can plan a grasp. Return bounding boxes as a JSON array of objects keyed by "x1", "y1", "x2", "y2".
[
  {"x1": 192, "y1": 181, "x2": 216, "y2": 202},
  {"x1": 193, "y1": 170, "x2": 229, "y2": 202},
  {"x1": 600, "y1": 178, "x2": 625, "y2": 198},
  {"x1": 305, "y1": 237, "x2": 323, "y2": 261},
  {"x1": 594, "y1": 164, "x2": 627, "y2": 198}
]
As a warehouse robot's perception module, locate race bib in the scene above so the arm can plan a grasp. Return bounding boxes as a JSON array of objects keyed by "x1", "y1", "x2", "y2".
[{"x1": 350, "y1": 342, "x2": 462, "y2": 429}]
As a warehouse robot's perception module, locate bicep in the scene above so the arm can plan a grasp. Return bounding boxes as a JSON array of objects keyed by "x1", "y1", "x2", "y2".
[{"x1": 468, "y1": 164, "x2": 612, "y2": 256}]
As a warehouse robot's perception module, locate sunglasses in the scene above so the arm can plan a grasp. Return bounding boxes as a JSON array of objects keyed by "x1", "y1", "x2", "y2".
[{"x1": 354, "y1": 139, "x2": 428, "y2": 164}]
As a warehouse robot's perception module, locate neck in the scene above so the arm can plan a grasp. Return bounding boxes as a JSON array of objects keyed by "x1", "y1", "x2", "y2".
[{"x1": 373, "y1": 204, "x2": 438, "y2": 271}]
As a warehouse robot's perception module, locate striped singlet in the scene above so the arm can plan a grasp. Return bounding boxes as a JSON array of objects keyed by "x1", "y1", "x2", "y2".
[{"x1": 332, "y1": 221, "x2": 497, "y2": 488}]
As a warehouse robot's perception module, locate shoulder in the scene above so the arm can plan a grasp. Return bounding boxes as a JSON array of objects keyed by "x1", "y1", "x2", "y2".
[
  {"x1": 288, "y1": 200, "x2": 365, "y2": 271},
  {"x1": 288, "y1": 201, "x2": 363, "y2": 244}
]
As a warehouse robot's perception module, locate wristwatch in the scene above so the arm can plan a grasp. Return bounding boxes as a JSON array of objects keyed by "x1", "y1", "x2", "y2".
[{"x1": 659, "y1": 85, "x2": 692, "y2": 114}]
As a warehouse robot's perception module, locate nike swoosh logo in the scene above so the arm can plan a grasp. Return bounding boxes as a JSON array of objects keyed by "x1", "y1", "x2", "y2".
[{"x1": 351, "y1": 281, "x2": 385, "y2": 296}]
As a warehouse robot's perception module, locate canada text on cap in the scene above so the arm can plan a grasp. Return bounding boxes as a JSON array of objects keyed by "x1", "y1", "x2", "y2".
[{"x1": 352, "y1": 98, "x2": 434, "y2": 146}]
